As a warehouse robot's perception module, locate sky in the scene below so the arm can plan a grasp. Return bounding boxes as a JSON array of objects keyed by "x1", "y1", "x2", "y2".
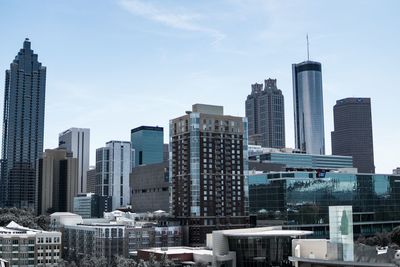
[{"x1": 0, "y1": 0, "x2": 399, "y2": 173}]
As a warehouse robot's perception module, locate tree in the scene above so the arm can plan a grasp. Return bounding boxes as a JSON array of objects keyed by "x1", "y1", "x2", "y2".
[
  {"x1": 113, "y1": 255, "x2": 137, "y2": 267},
  {"x1": 160, "y1": 253, "x2": 174, "y2": 267},
  {"x1": 147, "y1": 253, "x2": 158, "y2": 267},
  {"x1": 0, "y1": 208, "x2": 50, "y2": 230},
  {"x1": 391, "y1": 226, "x2": 400, "y2": 246}
]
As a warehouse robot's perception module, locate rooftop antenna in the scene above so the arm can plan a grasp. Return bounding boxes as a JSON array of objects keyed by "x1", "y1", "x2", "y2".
[{"x1": 306, "y1": 34, "x2": 310, "y2": 61}]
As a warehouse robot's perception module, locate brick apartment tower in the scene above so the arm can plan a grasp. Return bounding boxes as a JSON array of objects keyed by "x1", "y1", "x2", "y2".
[{"x1": 170, "y1": 104, "x2": 249, "y2": 246}]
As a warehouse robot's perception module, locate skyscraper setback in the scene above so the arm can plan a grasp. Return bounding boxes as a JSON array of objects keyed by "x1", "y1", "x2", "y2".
[
  {"x1": 331, "y1": 97, "x2": 375, "y2": 173},
  {"x1": 292, "y1": 60, "x2": 325, "y2": 155},
  {"x1": 245, "y1": 78, "x2": 285, "y2": 148},
  {"x1": 1, "y1": 39, "x2": 46, "y2": 209}
]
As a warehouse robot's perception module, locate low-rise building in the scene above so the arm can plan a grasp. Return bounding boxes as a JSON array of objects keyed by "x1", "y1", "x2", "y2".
[
  {"x1": 0, "y1": 221, "x2": 61, "y2": 266},
  {"x1": 63, "y1": 223, "x2": 127, "y2": 262},
  {"x1": 290, "y1": 239, "x2": 399, "y2": 267},
  {"x1": 0, "y1": 259, "x2": 10, "y2": 267},
  {"x1": 51, "y1": 211, "x2": 183, "y2": 263},
  {"x1": 249, "y1": 170, "x2": 400, "y2": 238},
  {"x1": 137, "y1": 226, "x2": 312, "y2": 267}
]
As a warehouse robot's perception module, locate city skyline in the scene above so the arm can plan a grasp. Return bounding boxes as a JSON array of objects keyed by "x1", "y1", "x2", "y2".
[{"x1": 0, "y1": 1, "x2": 399, "y2": 173}]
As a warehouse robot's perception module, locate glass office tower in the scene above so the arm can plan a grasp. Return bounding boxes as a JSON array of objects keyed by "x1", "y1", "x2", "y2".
[
  {"x1": 1, "y1": 39, "x2": 46, "y2": 209},
  {"x1": 131, "y1": 126, "x2": 163, "y2": 167},
  {"x1": 292, "y1": 61, "x2": 325, "y2": 155}
]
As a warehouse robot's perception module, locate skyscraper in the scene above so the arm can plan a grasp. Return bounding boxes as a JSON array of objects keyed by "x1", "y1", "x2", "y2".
[
  {"x1": 331, "y1": 98, "x2": 375, "y2": 173},
  {"x1": 1, "y1": 39, "x2": 46, "y2": 209},
  {"x1": 131, "y1": 126, "x2": 163, "y2": 167},
  {"x1": 245, "y1": 78, "x2": 285, "y2": 148},
  {"x1": 96, "y1": 141, "x2": 133, "y2": 210},
  {"x1": 292, "y1": 61, "x2": 325, "y2": 154},
  {"x1": 37, "y1": 148, "x2": 78, "y2": 214},
  {"x1": 59, "y1": 128, "x2": 90, "y2": 194},
  {"x1": 170, "y1": 104, "x2": 249, "y2": 245}
]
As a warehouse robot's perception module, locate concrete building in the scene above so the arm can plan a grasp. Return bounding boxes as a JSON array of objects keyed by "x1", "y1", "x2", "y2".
[
  {"x1": 130, "y1": 161, "x2": 169, "y2": 213},
  {"x1": 245, "y1": 78, "x2": 285, "y2": 148},
  {"x1": 63, "y1": 223, "x2": 126, "y2": 263},
  {"x1": 292, "y1": 61, "x2": 325, "y2": 155},
  {"x1": 73, "y1": 193, "x2": 112, "y2": 218},
  {"x1": 137, "y1": 226, "x2": 312, "y2": 267},
  {"x1": 51, "y1": 211, "x2": 183, "y2": 263},
  {"x1": 37, "y1": 148, "x2": 78, "y2": 214},
  {"x1": 290, "y1": 238, "x2": 399, "y2": 266},
  {"x1": 59, "y1": 128, "x2": 90, "y2": 194},
  {"x1": 163, "y1": 143, "x2": 169, "y2": 162},
  {"x1": 331, "y1": 97, "x2": 375, "y2": 173},
  {"x1": 0, "y1": 259, "x2": 9, "y2": 267},
  {"x1": 131, "y1": 126, "x2": 163, "y2": 167},
  {"x1": 96, "y1": 141, "x2": 133, "y2": 210},
  {"x1": 86, "y1": 167, "x2": 96, "y2": 193},
  {"x1": 170, "y1": 104, "x2": 249, "y2": 246},
  {"x1": 1, "y1": 39, "x2": 46, "y2": 210},
  {"x1": 0, "y1": 221, "x2": 61, "y2": 266}
]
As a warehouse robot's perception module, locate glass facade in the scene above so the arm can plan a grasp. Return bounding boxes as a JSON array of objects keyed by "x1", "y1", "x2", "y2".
[
  {"x1": 131, "y1": 126, "x2": 164, "y2": 167},
  {"x1": 249, "y1": 172, "x2": 400, "y2": 237},
  {"x1": 292, "y1": 61, "x2": 325, "y2": 155},
  {"x1": 1, "y1": 39, "x2": 46, "y2": 209},
  {"x1": 228, "y1": 236, "x2": 293, "y2": 267},
  {"x1": 189, "y1": 112, "x2": 200, "y2": 216},
  {"x1": 250, "y1": 152, "x2": 353, "y2": 170}
]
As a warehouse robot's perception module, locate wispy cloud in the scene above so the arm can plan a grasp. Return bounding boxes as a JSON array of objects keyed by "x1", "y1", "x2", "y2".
[{"x1": 118, "y1": 0, "x2": 225, "y2": 45}]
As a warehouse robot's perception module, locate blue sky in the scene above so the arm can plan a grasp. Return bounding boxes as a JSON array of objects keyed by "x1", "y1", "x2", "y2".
[{"x1": 0, "y1": 0, "x2": 399, "y2": 173}]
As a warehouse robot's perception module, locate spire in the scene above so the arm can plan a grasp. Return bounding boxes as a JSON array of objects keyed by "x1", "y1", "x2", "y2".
[{"x1": 306, "y1": 34, "x2": 310, "y2": 61}]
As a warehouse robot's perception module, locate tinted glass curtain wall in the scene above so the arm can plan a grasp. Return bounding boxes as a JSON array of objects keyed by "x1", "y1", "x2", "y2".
[{"x1": 1, "y1": 39, "x2": 46, "y2": 209}]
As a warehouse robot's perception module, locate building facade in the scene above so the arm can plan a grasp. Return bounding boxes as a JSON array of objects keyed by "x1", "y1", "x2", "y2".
[
  {"x1": 249, "y1": 152, "x2": 353, "y2": 170},
  {"x1": 63, "y1": 223, "x2": 126, "y2": 263},
  {"x1": 131, "y1": 126, "x2": 163, "y2": 167},
  {"x1": 245, "y1": 78, "x2": 285, "y2": 148},
  {"x1": 37, "y1": 148, "x2": 79, "y2": 214},
  {"x1": 1, "y1": 39, "x2": 46, "y2": 210},
  {"x1": 86, "y1": 167, "x2": 96, "y2": 193},
  {"x1": 130, "y1": 161, "x2": 170, "y2": 213},
  {"x1": 59, "y1": 128, "x2": 90, "y2": 194},
  {"x1": 331, "y1": 98, "x2": 375, "y2": 173},
  {"x1": 292, "y1": 61, "x2": 325, "y2": 155},
  {"x1": 96, "y1": 141, "x2": 133, "y2": 210},
  {"x1": 249, "y1": 171, "x2": 400, "y2": 238},
  {"x1": 0, "y1": 221, "x2": 61, "y2": 266},
  {"x1": 73, "y1": 193, "x2": 112, "y2": 218},
  {"x1": 170, "y1": 104, "x2": 249, "y2": 245}
]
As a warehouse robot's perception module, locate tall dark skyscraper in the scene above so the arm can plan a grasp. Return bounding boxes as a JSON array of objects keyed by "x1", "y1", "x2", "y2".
[
  {"x1": 245, "y1": 78, "x2": 285, "y2": 148},
  {"x1": 331, "y1": 98, "x2": 375, "y2": 173},
  {"x1": 1, "y1": 39, "x2": 46, "y2": 209},
  {"x1": 292, "y1": 61, "x2": 325, "y2": 155}
]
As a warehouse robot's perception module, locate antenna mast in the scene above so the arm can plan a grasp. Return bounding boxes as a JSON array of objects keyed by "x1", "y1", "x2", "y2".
[{"x1": 306, "y1": 34, "x2": 310, "y2": 61}]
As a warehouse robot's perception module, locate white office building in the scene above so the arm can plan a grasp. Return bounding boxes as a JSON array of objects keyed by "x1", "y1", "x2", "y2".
[
  {"x1": 59, "y1": 128, "x2": 90, "y2": 194},
  {"x1": 96, "y1": 141, "x2": 133, "y2": 210}
]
